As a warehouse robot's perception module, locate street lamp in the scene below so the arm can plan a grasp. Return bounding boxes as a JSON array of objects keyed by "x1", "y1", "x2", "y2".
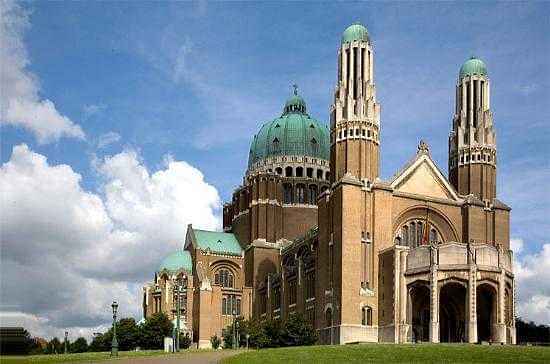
[
  {"x1": 232, "y1": 309, "x2": 237, "y2": 349},
  {"x1": 64, "y1": 331, "x2": 68, "y2": 354},
  {"x1": 111, "y1": 301, "x2": 118, "y2": 356},
  {"x1": 175, "y1": 279, "x2": 184, "y2": 352}
]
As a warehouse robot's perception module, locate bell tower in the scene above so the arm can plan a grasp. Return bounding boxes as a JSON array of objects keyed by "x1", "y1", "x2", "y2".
[
  {"x1": 330, "y1": 23, "x2": 380, "y2": 183},
  {"x1": 449, "y1": 57, "x2": 497, "y2": 201}
]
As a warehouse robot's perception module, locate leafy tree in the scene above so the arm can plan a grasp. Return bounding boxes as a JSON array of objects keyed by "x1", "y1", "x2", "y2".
[
  {"x1": 115, "y1": 318, "x2": 140, "y2": 351},
  {"x1": 70, "y1": 337, "x2": 88, "y2": 353},
  {"x1": 516, "y1": 318, "x2": 550, "y2": 343},
  {"x1": 88, "y1": 333, "x2": 108, "y2": 352},
  {"x1": 280, "y1": 314, "x2": 317, "y2": 346},
  {"x1": 45, "y1": 337, "x2": 63, "y2": 354},
  {"x1": 210, "y1": 334, "x2": 221, "y2": 349},
  {"x1": 138, "y1": 312, "x2": 173, "y2": 349}
]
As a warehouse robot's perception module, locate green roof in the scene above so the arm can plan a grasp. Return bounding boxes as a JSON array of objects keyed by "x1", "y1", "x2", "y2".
[
  {"x1": 194, "y1": 229, "x2": 243, "y2": 256},
  {"x1": 248, "y1": 92, "x2": 329, "y2": 168},
  {"x1": 342, "y1": 23, "x2": 369, "y2": 44},
  {"x1": 158, "y1": 250, "x2": 193, "y2": 273},
  {"x1": 459, "y1": 57, "x2": 487, "y2": 78}
]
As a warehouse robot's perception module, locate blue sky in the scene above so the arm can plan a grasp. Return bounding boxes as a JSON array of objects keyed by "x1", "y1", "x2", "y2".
[{"x1": 1, "y1": 1, "x2": 549, "y2": 337}]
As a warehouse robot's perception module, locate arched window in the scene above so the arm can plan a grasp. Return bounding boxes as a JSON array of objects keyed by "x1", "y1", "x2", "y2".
[
  {"x1": 417, "y1": 222, "x2": 423, "y2": 246},
  {"x1": 325, "y1": 308, "x2": 333, "y2": 327},
  {"x1": 362, "y1": 306, "x2": 372, "y2": 326},
  {"x1": 401, "y1": 225, "x2": 409, "y2": 246},
  {"x1": 430, "y1": 228, "x2": 437, "y2": 243},
  {"x1": 325, "y1": 171, "x2": 330, "y2": 180},
  {"x1": 285, "y1": 166, "x2": 293, "y2": 177},
  {"x1": 308, "y1": 185, "x2": 318, "y2": 204},
  {"x1": 272, "y1": 138, "x2": 280, "y2": 153},
  {"x1": 216, "y1": 269, "x2": 234, "y2": 288},
  {"x1": 306, "y1": 168, "x2": 313, "y2": 178},
  {"x1": 276, "y1": 167, "x2": 283, "y2": 175},
  {"x1": 311, "y1": 138, "x2": 318, "y2": 154},
  {"x1": 283, "y1": 183, "x2": 293, "y2": 204},
  {"x1": 296, "y1": 184, "x2": 305, "y2": 204},
  {"x1": 317, "y1": 169, "x2": 323, "y2": 179},
  {"x1": 222, "y1": 297, "x2": 227, "y2": 315},
  {"x1": 296, "y1": 167, "x2": 303, "y2": 177},
  {"x1": 410, "y1": 222, "x2": 417, "y2": 247}
]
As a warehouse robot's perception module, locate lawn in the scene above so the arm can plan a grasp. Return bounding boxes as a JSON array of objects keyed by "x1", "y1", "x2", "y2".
[
  {"x1": 223, "y1": 344, "x2": 550, "y2": 364},
  {"x1": 1, "y1": 350, "x2": 174, "y2": 364}
]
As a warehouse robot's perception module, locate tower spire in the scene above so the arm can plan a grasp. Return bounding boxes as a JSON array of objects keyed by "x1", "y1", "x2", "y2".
[
  {"x1": 449, "y1": 57, "x2": 497, "y2": 201},
  {"x1": 330, "y1": 22, "x2": 380, "y2": 183}
]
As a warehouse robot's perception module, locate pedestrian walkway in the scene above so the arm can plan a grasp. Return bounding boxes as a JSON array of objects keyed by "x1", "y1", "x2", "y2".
[{"x1": 92, "y1": 350, "x2": 241, "y2": 364}]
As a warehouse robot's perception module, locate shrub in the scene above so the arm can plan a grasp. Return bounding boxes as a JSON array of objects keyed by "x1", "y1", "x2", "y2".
[
  {"x1": 280, "y1": 314, "x2": 317, "y2": 346},
  {"x1": 179, "y1": 333, "x2": 192, "y2": 349},
  {"x1": 210, "y1": 334, "x2": 221, "y2": 349}
]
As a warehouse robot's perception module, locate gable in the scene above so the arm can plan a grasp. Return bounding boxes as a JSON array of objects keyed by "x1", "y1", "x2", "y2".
[{"x1": 391, "y1": 154, "x2": 460, "y2": 201}]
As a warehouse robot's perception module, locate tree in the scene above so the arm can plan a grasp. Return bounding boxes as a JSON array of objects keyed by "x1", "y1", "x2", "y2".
[
  {"x1": 280, "y1": 314, "x2": 317, "y2": 346},
  {"x1": 45, "y1": 337, "x2": 63, "y2": 354},
  {"x1": 516, "y1": 318, "x2": 550, "y2": 343},
  {"x1": 70, "y1": 337, "x2": 88, "y2": 353},
  {"x1": 88, "y1": 333, "x2": 108, "y2": 352},
  {"x1": 116, "y1": 318, "x2": 139, "y2": 351},
  {"x1": 138, "y1": 312, "x2": 173, "y2": 349}
]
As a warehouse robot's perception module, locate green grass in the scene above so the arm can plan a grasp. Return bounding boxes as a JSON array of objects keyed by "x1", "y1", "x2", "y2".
[
  {"x1": 223, "y1": 344, "x2": 550, "y2": 364},
  {"x1": 0, "y1": 349, "x2": 215, "y2": 364}
]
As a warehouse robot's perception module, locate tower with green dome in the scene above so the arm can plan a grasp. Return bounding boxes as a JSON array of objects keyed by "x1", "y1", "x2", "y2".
[
  {"x1": 449, "y1": 56, "x2": 497, "y2": 201},
  {"x1": 330, "y1": 22, "x2": 380, "y2": 183}
]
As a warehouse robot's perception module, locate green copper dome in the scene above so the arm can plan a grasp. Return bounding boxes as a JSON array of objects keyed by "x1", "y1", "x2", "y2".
[
  {"x1": 459, "y1": 57, "x2": 487, "y2": 78},
  {"x1": 342, "y1": 23, "x2": 369, "y2": 44},
  {"x1": 158, "y1": 250, "x2": 192, "y2": 273},
  {"x1": 248, "y1": 91, "x2": 330, "y2": 169}
]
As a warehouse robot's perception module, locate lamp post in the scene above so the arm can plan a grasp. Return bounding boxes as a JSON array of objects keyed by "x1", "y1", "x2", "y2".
[
  {"x1": 175, "y1": 280, "x2": 183, "y2": 352},
  {"x1": 111, "y1": 301, "x2": 118, "y2": 356},
  {"x1": 64, "y1": 331, "x2": 68, "y2": 354},
  {"x1": 232, "y1": 309, "x2": 237, "y2": 349}
]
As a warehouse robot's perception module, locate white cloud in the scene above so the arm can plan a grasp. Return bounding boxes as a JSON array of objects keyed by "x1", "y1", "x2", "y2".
[
  {"x1": 97, "y1": 131, "x2": 121, "y2": 149},
  {"x1": 0, "y1": 1, "x2": 84, "y2": 143},
  {"x1": 513, "y1": 240, "x2": 550, "y2": 324},
  {"x1": 0, "y1": 144, "x2": 220, "y2": 339}
]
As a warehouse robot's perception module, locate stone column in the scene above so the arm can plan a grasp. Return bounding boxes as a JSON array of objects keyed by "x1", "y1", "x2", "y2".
[
  {"x1": 429, "y1": 263, "x2": 439, "y2": 343},
  {"x1": 467, "y1": 265, "x2": 478, "y2": 343},
  {"x1": 495, "y1": 269, "x2": 507, "y2": 343}
]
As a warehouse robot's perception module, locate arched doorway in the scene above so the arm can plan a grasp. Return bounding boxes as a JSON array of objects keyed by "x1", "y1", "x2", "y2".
[
  {"x1": 477, "y1": 283, "x2": 497, "y2": 342},
  {"x1": 439, "y1": 282, "x2": 466, "y2": 342},
  {"x1": 409, "y1": 284, "x2": 430, "y2": 342}
]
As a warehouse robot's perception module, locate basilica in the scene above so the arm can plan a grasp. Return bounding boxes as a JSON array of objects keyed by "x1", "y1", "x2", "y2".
[{"x1": 142, "y1": 23, "x2": 516, "y2": 348}]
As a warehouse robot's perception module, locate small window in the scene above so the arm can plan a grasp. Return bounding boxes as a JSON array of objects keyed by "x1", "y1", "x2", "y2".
[
  {"x1": 276, "y1": 167, "x2": 283, "y2": 175},
  {"x1": 285, "y1": 166, "x2": 293, "y2": 177},
  {"x1": 362, "y1": 129, "x2": 366, "y2": 137},
  {"x1": 296, "y1": 167, "x2": 303, "y2": 177},
  {"x1": 317, "y1": 169, "x2": 323, "y2": 179},
  {"x1": 362, "y1": 306, "x2": 372, "y2": 326},
  {"x1": 306, "y1": 168, "x2": 313, "y2": 178}
]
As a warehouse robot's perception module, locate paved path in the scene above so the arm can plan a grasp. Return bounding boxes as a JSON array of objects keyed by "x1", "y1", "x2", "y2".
[{"x1": 92, "y1": 350, "x2": 241, "y2": 364}]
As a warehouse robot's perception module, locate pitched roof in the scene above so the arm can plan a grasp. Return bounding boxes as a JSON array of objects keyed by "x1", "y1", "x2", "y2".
[
  {"x1": 186, "y1": 226, "x2": 243, "y2": 256},
  {"x1": 390, "y1": 141, "x2": 461, "y2": 202}
]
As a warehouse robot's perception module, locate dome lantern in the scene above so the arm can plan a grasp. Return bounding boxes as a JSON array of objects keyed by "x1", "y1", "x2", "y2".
[
  {"x1": 341, "y1": 22, "x2": 369, "y2": 44},
  {"x1": 247, "y1": 90, "x2": 330, "y2": 172},
  {"x1": 459, "y1": 56, "x2": 488, "y2": 79}
]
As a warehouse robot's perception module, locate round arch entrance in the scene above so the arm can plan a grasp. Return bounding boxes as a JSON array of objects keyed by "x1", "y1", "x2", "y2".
[
  {"x1": 477, "y1": 283, "x2": 497, "y2": 342},
  {"x1": 409, "y1": 284, "x2": 430, "y2": 342},
  {"x1": 439, "y1": 282, "x2": 466, "y2": 343}
]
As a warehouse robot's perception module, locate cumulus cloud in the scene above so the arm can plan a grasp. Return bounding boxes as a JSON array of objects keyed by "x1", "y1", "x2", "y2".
[
  {"x1": 512, "y1": 239, "x2": 550, "y2": 324},
  {"x1": 0, "y1": 1, "x2": 84, "y2": 143},
  {"x1": 0, "y1": 144, "x2": 220, "y2": 339}
]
